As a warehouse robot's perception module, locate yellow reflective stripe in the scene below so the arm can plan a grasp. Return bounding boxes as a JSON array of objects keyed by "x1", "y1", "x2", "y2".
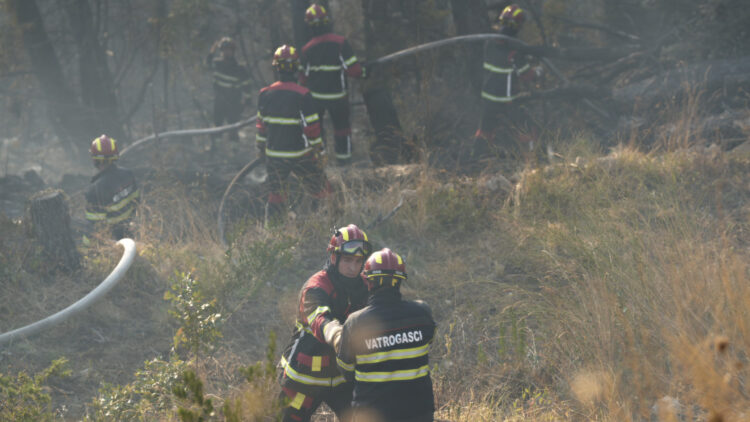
[
  {"x1": 215, "y1": 81, "x2": 236, "y2": 88},
  {"x1": 308, "y1": 137, "x2": 323, "y2": 146},
  {"x1": 86, "y1": 211, "x2": 106, "y2": 221},
  {"x1": 481, "y1": 91, "x2": 516, "y2": 103},
  {"x1": 106, "y1": 189, "x2": 139, "y2": 213},
  {"x1": 93, "y1": 138, "x2": 102, "y2": 152},
  {"x1": 312, "y1": 356, "x2": 322, "y2": 372},
  {"x1": 213, "y1": 72, "x2": 240, "y2": 82},
  {"x1": 311, "y1": 91, "x2": 346, "y2": 100},
  {"x1": 256, "y1": 135, "x2": 267, "y2": 142},
  {"x1": 290, "y1": 392, "x2": 305, "y2": 409},
  {"x1": 335, "y1": 152, "x2": 352, "y2": 159},
  {"x1": 344, "y1": 56, "x2": 358, "y2": 66},
  {"x1": 306, "y1": 306, "x2": 331, "y2": 324},
  {"x1": 355, "y1": 365, "x2": 430, "y2": 382},
  {"x1": 280, "y1": 356, "x2": 346, "y2": 387},
  {"x1": 304, "y1": 113, "x2": 319, "y2": 123},
  {"x1": 483, "y1": 62, "x2": 514, "y2": 74},
  {"x1": 336, "y1": 356, "x2": 355, "y2": 372},
  {"x1": 517, "y1": 64, "x2": 530, "y2": 74},
  {"x1": 106, "y1": 206, "x2": 134, "y2": 224},
  {"x1": 356, "y1": 344, "x2": 429, "y2": 364},
  {"x1": 295, "y1": 320, "x2": 315, "y2": 335},
  {"x1": 308, "y1": 65, "x2": 342, "y2": 71},
  {"x1": 263, "y1": 116, "x2": 302, "y2": 125}
]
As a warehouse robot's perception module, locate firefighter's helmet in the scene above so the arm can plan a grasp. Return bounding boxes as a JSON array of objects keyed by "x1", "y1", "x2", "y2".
[
  {"x1": 272, "y1": 45, "x2": 299, "y2": 73},
  {"x1": 327, "y1": 224, "x2": 372, "y2": 258},
  {"x1": 364, "y1": 248, "x2": 406, "y2": 289},
  {"x1": 90, "y1": 134, "x2": 119, "y2": 162},
  {"x1": 304, "y1": 4, "x2": 330, "y2": 26},
  {"x1": 499, "y1": 4, "x2": 526, "y2": 29},
  {"x1": 218, "y1": 37, "x2": 236, "y2": 52}
]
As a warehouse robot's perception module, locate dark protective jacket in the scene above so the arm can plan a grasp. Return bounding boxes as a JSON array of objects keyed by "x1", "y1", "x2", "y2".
[
  {"x1": 85, "y1": 164, "x2": 139, "y2": 231},
  {"x1": 207, "y1": 55, "x2": 252, "y2": 103},
  {"x1": 279, "y1": 264, "x2": 369, "y2": 395},
  {"x1": 337, "y1": 288, "x2": 436, "y2": 421},
  {"x1": 300, "y1": 33, "x2": 363, "y2": 101},
  {"x1": 256, "y1": 81, "x2": 323, "y2": 158},
  {"x1": 480, "y1": 39, "x2": 535, "y2": 104}
]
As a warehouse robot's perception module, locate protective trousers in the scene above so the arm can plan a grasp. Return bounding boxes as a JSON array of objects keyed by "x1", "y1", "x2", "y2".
[{"x1": 315, "y1": 97, "x2": 352, "y2": 164}]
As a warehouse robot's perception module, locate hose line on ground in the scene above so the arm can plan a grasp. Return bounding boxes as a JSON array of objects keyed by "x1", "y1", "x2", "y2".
[{"x1": 0, "y1": 238, "x2": 137, "y2": 347}]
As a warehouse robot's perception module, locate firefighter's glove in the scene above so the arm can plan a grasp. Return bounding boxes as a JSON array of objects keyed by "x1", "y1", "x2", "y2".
[
  {"x1": 323, "y1": 319, "x2": 343, "y2": 353},
  {"x1": 363, "y1": 61, "x2": 379, "y2": 79},
  {"x1": 533, "y1": 65, "x2": 544, "y2": 79},
  {"x1": 312, "y1": 144, "x2": 327, "y2": 169}
]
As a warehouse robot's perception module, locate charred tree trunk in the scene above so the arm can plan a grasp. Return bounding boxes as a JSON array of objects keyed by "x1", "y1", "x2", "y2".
[
  {"x1": 361, "y1": 0, "x2": 411, "y2": 165},
  {"x1": 450, "y1": 0, "x2": 491, "y2": 90},
  {"x1": 26, "y1": 190, "x2": 81, "y2": 273},
  {"x1": 63, "y1": 0, "x2": 125, "y2": 142},
  {"x1": 291, "y1": 0, "x2": 310, "y2": 49}
]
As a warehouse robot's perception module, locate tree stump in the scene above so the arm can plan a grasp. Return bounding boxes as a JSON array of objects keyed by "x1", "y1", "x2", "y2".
[{"x1": 26, "y1": 189, "x2": 81, "y2": 272}]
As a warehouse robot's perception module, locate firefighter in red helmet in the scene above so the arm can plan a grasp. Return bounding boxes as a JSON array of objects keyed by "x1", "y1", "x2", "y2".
[
  {"x1": 256, "y1": 44, "x2": 332, "y2": 226},
  {"x1": 84, "y1": 134, "x2": 139, "y2": 239},
  {"x1": 299, "y1": 4, "x2": 366, "y2": 166},
  {"x1": 466, "y1": 4, "x2": 544, "y2": 166},
  {"x1": 337, "y1": 248, "x2": 436, "y2": 422},
  {"x1": 277, "y1": 224, "x2": 373, "y2": 422}
]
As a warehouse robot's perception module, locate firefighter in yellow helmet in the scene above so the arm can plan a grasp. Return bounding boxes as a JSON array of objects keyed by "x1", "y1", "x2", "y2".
[
  {"x1": 277, "y1": 224, "x2": 373, "y2": 422},
  {"x1": 256, "y1": 44, "x2": 332, "y2": 226},
  {"x1": 299, "y1": 4, "x2": 366, "y2": 166},
  {"x1": 467, "y1": 4, "x2": 544, "y2": 166},
  {"x1": 84, "y1": 134, "x2": 139, "y2": 239},
  {"x1": 337, "y1": 248, "x2": 436, "y2": 421}
]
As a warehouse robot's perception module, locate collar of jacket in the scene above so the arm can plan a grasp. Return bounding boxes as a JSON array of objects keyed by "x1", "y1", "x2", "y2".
[
  {"x1": 91, "y1": 163, "x2": 118, "y2": 183},
  {"x1": 367, "y1": 287, "x2": 402, "y2": 305}
]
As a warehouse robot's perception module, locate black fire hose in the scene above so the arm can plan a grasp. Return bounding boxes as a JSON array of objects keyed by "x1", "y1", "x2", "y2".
[{"x1": 217, "y1": 157, "x2": 264, "y2": 246}]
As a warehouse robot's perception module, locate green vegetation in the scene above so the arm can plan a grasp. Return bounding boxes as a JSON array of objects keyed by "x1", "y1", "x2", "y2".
[{"x1": 0, "y1": 358, "x2": 70, "y2": 422}]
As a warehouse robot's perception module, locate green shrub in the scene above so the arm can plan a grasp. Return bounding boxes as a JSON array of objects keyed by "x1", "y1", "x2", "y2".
[{"x1": 0, "y1": 358, "x2": 70, "y2": 422}]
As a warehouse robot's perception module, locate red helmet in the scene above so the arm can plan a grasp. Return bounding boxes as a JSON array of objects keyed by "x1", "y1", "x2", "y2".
[
  {"x1": 90, "y1": 134, "x2": 119, "y2": 162},
  {"x1": 499, "y1": 4, "x2": 525, "y2": 29},
  {"x1": 327, "y1": 224, "x2": 372, "y2": 257},
  {"x1": 304, "y1": 4, "x2": 329, "y2": 26},
  {"x1": 364, "y1": 248, "x2": 406, "y2": 289},
  {"x1": 272, "y1": 44, "x2": 300, "y2": 73}
]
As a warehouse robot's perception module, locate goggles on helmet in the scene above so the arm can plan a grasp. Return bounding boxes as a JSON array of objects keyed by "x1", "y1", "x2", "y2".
[{"x1": 338, "y1": 239, "x2": 372, "y2": 257}]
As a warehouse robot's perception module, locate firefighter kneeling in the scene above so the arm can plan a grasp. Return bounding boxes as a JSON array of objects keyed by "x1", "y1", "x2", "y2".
[{"x1": 337, "y1": 248, "x2": 436, "y2": 422}]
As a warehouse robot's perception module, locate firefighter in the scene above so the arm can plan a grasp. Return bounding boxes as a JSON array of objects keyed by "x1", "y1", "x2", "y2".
[
  {"x1": 256, "y1": 45, "x2": 332, "y2": 226},
  {"x1": 300, "y1": 4, "x2": 365, "y2": 166},
  {"x1": 337, "y1": 248, "x2": 436, "y2": 422},
  {"x1": 206, "y1": 37, "x2": 252, "y2": 145},
  {"x1": 84, "y1": 134, "x2": 139, "y2": 240},
  {"x1": 468, "y1": 4, "x2": 543, "y2": 165},
  {"x1": 278, "y1": 224, "x2": 374, "y2": 422}
]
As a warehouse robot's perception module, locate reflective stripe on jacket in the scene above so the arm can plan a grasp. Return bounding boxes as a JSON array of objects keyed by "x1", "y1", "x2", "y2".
[
  {"x1": 85, "y1": 164, "x2": 139, "y2": 227},
  {"x1": 256, "y1": 81, "x2": 322, "y2": 157},
  {"x1": 480, "y1": 40, "x2": 533, "y2": 103},
  {"x1": 300, "y1": 32, "x2": 363, "y2": 101},
  {"x1": 337, "y1": 289, "x2": 436, "y2": 420},
  {"x1": 279, "y1": 268, "x2": 368, "y2": 395}
]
